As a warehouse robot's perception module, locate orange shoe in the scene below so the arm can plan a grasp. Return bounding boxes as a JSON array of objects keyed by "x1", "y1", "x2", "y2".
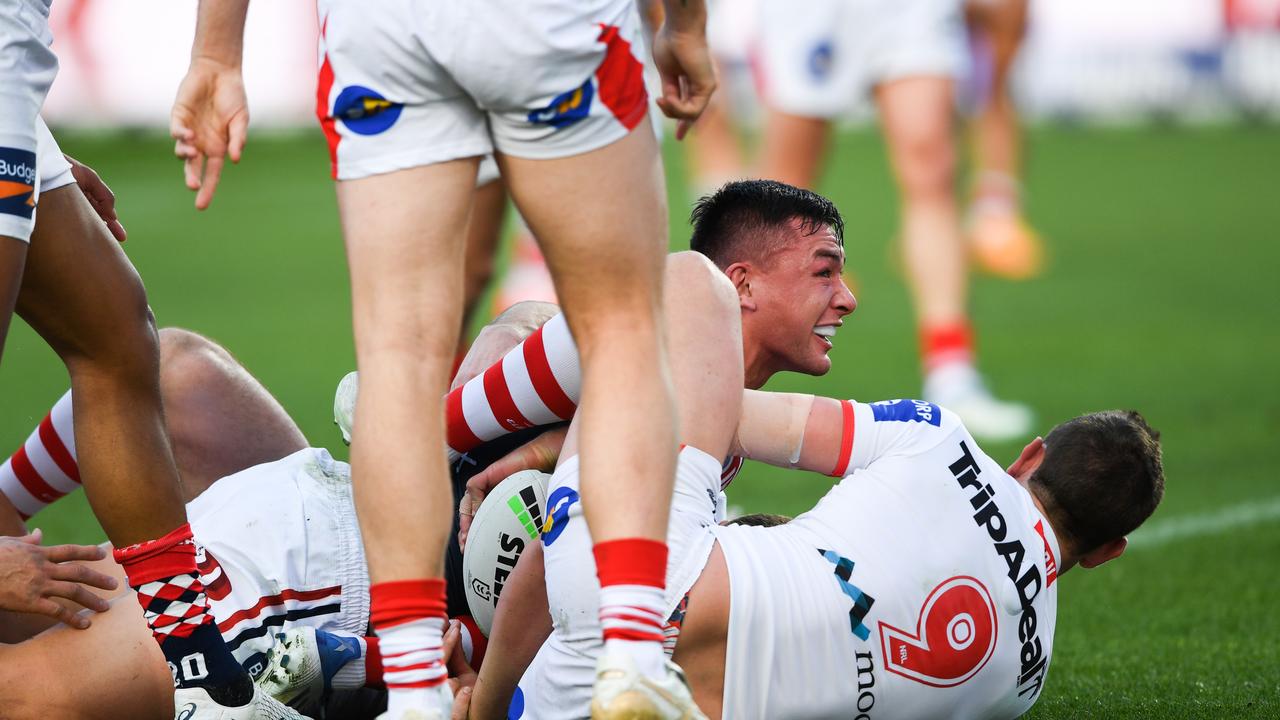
[{"x1": 967, "y1": 210, "x2": 1046, "y2": 281}]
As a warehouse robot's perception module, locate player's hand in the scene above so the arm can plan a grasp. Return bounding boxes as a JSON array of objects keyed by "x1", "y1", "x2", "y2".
[
  {"x1": 65, "y1": 154, "x2": 126, "y2": 243},
  {"x1": 0, "y1": 530, "x2": 118, "y2": 629},
  {"x1": 651, "y1": 24, "x2": 717, "y2": 140},
  {"x1": 171, "y1": 56, "x2": 249, "y2": 210},
  {"x1": 458, "y1": 426, "x2": 568, "y2": 551}
]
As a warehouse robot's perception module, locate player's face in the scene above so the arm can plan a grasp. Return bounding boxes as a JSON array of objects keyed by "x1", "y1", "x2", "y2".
[{"x1": 751, "y1": 224, "x2": 856, "y2": 376}]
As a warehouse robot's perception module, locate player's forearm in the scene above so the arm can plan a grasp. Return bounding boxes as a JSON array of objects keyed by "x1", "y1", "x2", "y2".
[
  {"x1": 735, "y1": 391, "x2": 848, "y2": 476},
  {"x1": 661, "y1": 0, "x2": 707, "y2": 33},
  {"x1": 469, "y1": 542, "x2": 552, "y2": 719},
  {"x1": 190, "y1": 0, "x2": 251, "y2": 67}
]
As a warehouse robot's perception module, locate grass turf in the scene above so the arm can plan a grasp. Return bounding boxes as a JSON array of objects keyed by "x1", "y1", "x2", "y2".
[{"x1": 2, "y1": 125, "x2": 1277, "y2": 717}]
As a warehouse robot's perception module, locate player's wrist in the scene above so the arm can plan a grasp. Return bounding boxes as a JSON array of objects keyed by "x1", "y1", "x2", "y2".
[{"x1": 659, "y1": 1, "x2": 707, "y2": 34}]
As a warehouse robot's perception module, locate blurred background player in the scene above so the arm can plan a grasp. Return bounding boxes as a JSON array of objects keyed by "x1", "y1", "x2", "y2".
[
  {"x1": 171, "y1": 0, "x2": 716, "y2": 718},
  {"x1": 0, "y1": 8, "x2": 294, "y2": 716},
  {"x1": 753, "y1": 0, "x2": 1033, "y2": 441},
  {"x1": 963, "y1": 0, "x2": 1045, "y2": 280}
]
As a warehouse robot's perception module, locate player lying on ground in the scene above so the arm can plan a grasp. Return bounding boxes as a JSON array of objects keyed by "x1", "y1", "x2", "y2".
[
  {"x1": 0, "y1": 189, "x2": 850, "y2": 714},
  {"x1": 0, "y1": 301, "x2": 562, "y2": 719}
]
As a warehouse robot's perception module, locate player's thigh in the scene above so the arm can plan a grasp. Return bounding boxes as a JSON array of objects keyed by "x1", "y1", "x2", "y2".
[
  {"x1": 336, "y1": 160, "x2": 478, "y2": 356},
  {"x1": 0, "y1": 595, "x2": 170, "y2": 720},
  {"x1": 663, "y1": 252, "x2": 742, "y2": 457},
  {"x1": 497, "y1": 122, "x2": 667, "y2": 323},
  {"x1": 875, "y1": 76, "x2": 958, "y2": 192},
  {"x1": 0, "y1": 237, "x2": 25, "y2": 360},
  {"x1": 14, "y1": 185, "x2": 155, "y2": 367}
]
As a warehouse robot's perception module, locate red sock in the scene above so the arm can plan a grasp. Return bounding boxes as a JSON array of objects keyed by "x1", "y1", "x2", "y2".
[
  {"x1": 595, "y1": 538, "x2": 668, "y2": 677},
  {"x1": 370, "y1": 579, "x2": 448, "y2": 705},
  {"x1": 921, "y1": 322, "x2": 974, "y2": 372}
]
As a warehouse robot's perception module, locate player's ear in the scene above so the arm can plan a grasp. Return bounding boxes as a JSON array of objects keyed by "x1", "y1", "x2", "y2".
[
  {"x1": 1006, "y1": 436, "x2": 1044, "y2": 479},
  {"x1": 1079, "y1": 537, "x2": 1127, "y2": 569},
  {"x1": 724, "y1": 262, "x2": 756, "y2": 311}
]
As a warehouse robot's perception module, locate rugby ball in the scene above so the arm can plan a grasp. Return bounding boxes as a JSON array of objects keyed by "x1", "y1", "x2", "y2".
[{"x1": 462, "y1": 469, "x2": 550, "y2": 637}]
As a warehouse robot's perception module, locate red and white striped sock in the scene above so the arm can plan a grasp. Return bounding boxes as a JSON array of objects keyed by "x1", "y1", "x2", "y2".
[
  {"x1": 0, "y1": 390, "x2": 79, "y2": 520},
  {"x1": 445, "y1": 312, "x2": 580, "y2": 461},
  {"x1": 370, "y1": 579, "x2": 449, "y2": 714},
  {"x1": 595, "y1": 538, "x2": 668, "y2": 680}
]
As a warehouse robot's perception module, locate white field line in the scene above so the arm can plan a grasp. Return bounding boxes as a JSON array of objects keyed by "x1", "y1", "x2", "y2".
[{"x1": 1128, "y1": 496, "x2": 1280, "y2": 550}]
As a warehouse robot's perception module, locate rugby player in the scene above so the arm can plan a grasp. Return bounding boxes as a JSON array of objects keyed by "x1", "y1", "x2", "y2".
[
  {"x1": 371, "y1": 248, "x2": 1161, "y2": 719},
  {"x1": 1, "y1": 9, "x2": 290, "y2": 712},
  {"x1": 753, "y1": 0, "x2": 1034, "y2": 442},
  {"x1": 964, "y1": 0, "x2": 1045, "y2": 279},
  {"x1": 172, "y1": 0, "x2": 715, "y2": 713}
]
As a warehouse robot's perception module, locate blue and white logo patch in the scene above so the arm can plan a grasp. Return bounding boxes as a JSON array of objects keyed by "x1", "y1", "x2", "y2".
[
  {"x1": 0, "y1": 147, "x2": 38, "y2": 220},
  {"x1": 870, "y1": 399, "x2": 941, "y2": 427}
]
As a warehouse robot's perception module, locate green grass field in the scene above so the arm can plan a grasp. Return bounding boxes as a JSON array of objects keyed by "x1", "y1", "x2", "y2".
[{"x1": 2, "y1": 125, "x2": 1278, "y2": 717}]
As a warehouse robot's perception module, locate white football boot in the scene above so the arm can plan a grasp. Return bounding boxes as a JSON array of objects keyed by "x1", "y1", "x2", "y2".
[
  {"x1": 590, "y1": 653, "x2": 708, "y2": 720},
  {"x1": 333, "y1": 371, "x2": 359, "y2": 445},
  {"x1": 173, "y1": 683, "x2": 308, "y2": 720},
  {"x1": 924, "y1": 363, "x2": 1033, "y2": 443},
  {"x1": 255, "y1": 627, "x2": 362, "y2": 714}
]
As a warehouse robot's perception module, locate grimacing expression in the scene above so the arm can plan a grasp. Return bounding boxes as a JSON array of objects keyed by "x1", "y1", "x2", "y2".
[{"x1": 751, "y1": 223, "x2": 856, "y2": 376}]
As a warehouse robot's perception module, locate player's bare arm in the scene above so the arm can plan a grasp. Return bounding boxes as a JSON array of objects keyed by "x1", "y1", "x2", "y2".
[
  {"x1": 653, "y1": 0, "x2": 716, "y2": 139},
  {"x1": 171, "y1": 0, "x2": 251, "y2": 210}
]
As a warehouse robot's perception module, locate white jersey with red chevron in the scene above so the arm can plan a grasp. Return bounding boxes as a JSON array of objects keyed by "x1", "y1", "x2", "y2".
[
  {"x1": 446, "y1": 313, "x2": 581, "y2": 456},
  {"x1": 0, "y1": 390, "x2": 80, "y2": 519}
]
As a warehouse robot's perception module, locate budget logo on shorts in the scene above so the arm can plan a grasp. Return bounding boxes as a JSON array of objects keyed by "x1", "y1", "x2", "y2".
[
  {"x1": 0, "y1": 147, "x2": 37, "y2": 220},
  {"x1": 527, "y1": 79, "x2": 595, "y2": 128},
  {"x1": 808, "y1": 40, "x2": 835, "y2": 82},
  {"x1": 332, "y1": 85, "x2": 403, "y2": 136},
  {"x1": 871, "y1": 399, "x2": 942, "y2": 427}
]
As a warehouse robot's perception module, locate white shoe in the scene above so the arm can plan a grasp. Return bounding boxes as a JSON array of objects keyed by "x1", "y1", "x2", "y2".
[
  {"x1": 591, "y1": 653, "x2": 707, "y2": 720},
  {"x1": 374, "y1": 684, "x2": 454, "y2": 720},
  {"x1": 174, "y1": 684, "x2": 308, "y2": 720},
  {"x1": 334, "y1": 371, "x2": 359, "y2": 446},
  {"x1": 925, "y1": 364, "x2": 1034, "y2": 443}
]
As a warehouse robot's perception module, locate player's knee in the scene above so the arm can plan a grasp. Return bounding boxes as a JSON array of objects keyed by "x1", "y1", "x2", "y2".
[
  {"x1": 159, "y1": 328, "x2": 233, "y2": 402},
  {"x1": 896, "y1": 134, "x2": 957, "y2": 200},
  {"x1": 61, "y1": 291, "x2": 160, "y2": 382},
  {"x1": 665, "y1": 251, "x2": 738, "y2": 323}
]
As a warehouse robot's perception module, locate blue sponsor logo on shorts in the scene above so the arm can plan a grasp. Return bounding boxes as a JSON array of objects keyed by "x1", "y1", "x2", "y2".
[
  {"x1": 332, "y1": 85, "x2": 403, "y2": 136},
  {"x1": 527, "y1": 79, "x2": 594, "y2": 128},
  {"x1": 507, "y1": 686, "x2": 525, "y2": 719},
  {"x1": 807, "y1": 40, "x2": 835, "y2": 82},
  {"x1": 0, "y1": 147, "x2": 38, "y2": 220},
  {"x1": 540, "y1": 486, "x2": 580, "y2": 546},
  {"x1": 870, "y1": 399, "x2": 941, "y2": 427}
]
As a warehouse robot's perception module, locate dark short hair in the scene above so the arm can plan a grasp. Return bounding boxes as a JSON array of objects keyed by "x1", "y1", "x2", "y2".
[
  {"x1": 723, "y1": 512, "x2": 792, "y2": 528},
  {"x1": 689, "y1": 180, "x2": 844, "y2": 269},
  {"x1": 1030, "y1": 410, "x2": 1165, "y2": 553}
]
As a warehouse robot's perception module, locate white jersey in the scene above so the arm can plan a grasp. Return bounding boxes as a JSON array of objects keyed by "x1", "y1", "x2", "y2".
[
  {"x1": 185, "y1": 448, "x2": 369, "y2": 677},
  {"x1": 714, "y1": 399, "x2": 1061, "y2": 720}
]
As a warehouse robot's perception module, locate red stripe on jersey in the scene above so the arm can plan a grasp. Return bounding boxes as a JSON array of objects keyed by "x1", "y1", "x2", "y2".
[
  {"x1": 594, "y1": 24, "x2": 648, "y2": 131},
  {"x1": 523, "y1": 328, "x2": 577, "y2": 420},
  {"x1": 446, "y1": 387, "x2": 485, "y2": 454},
  {"x1": 216, "y1": 585, "x2": 343, "y2": 633},
  {"x1": 830, "y1": 400, "x2": 855, "y2": 477},
  {"x1": 316, "y1": 18, "x2": 341, "y2": 179},
  {"x1": 482, "y1": 362, "x2": 533, "y2": 433},
  {"x1": 37, "y1": 414, "x2": 79, "y2": 484},
  {"x1": 11, "y1": 446, "x2": 62, "y2": 505}
]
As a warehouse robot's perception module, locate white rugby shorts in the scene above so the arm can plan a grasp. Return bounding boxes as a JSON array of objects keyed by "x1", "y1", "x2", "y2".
[
  {"x1": 315, "y1": 0, "x2": 652, "y2": 181},
  {"x1": 0, "y1": 0, "x2": 57, "y2": 242},
  {"x1": 186, "y1": 448, "x2": 370, "y2": 675},
  {"x1": 511, "y1": 447, "x2": 721, "y2": 719},
  {"x1": 756, "y1": 0, "x2": 968, "y2": 118}
]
